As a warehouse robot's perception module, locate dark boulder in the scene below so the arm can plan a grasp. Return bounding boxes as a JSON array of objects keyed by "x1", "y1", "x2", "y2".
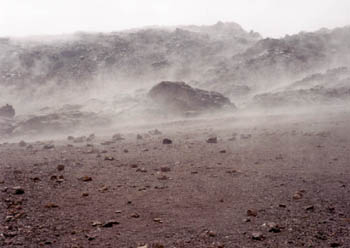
[
  {"x1": 0, "y1": 104, "x2": 15, "y2": 118},
  {"x1": 148, "y1": 81, "x2": 235, "y2": 114}
]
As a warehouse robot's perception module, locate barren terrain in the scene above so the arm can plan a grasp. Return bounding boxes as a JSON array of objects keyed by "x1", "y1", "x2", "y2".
[{"x1": 1, "y1": 110, "x2": 349, "y2": 247}]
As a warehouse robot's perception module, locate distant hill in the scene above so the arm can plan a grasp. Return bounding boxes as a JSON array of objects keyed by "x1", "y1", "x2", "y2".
[
  {"x1": 206, "y1": 26, "x2": 350, "y2": 97},
  {"x1": 0, "y1": 22, "x2": 260, "y2": 92},
  {"x1": 1, "y1": 22, "x2": 350, "y2": 109}
]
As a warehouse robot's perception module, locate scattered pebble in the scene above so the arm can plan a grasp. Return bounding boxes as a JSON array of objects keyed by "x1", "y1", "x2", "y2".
[
  {"x1": 57, "y1": 164, "x2": 65, "y2": 171},
  {"x1": 305, "y1": 205, "x2": 314, "y2": 211},
  {"x1": 153, "y1": 218, "x2": 163, "y2": 223},
  {"x1": 206, "y1": 137, "x2": 217, "y2": 144},
  {"x1": 251, "y1": 231, "x2": 265, "y2": 241},
  {"x1": 104, "y1": 156, "x2": 115, "y2": 161},
  {"x1": 160, "y1": 166, "x2": 171, "y2": 172},
  {"x1": 162, "y1": 138, "x2": 172, "y2": 144},
  {"x1": 293, "y1": 191, "x2": 303, "y2": 200},
  {"x1": 43, "y1": 144, "x2": 55, "y2": 149},
  {"x1": 13, "y1": 186, "x2": 25, "y2": 195},
  {"x1": 45, "y1": 203, "x2": 59, "y2": 209},
  {"x1": 102, "y1": 220, "x2": 119, "y2": 228},
  {"x1": 131, "y1": 213, "x2": 140, "y2": 218},
  {"x1": 19, "y1": 140, "x2": 27, "y2": 147},
  {"x1": 79, "y1": 176, "x2": 92, "y2": 182},
  {"x1": 247, "y1": 209, "x2": 258, "y2": 217}
]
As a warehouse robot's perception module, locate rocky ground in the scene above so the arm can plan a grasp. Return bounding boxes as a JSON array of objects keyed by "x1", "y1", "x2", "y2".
[{"x1": 0, "y1": 110, "x2": 350, "y2": 247}]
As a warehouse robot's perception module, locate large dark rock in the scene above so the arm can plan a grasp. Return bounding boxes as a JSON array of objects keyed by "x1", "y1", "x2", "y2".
[
  {"x1": 148, "y1": 81, "x2": 235, "y2": 114},
  {"x1": 11, "y1": 109, "x2": 111, "y2": 136},
  {"x1": 0, "y1": 104, "x2": 15, "y2": 118}
]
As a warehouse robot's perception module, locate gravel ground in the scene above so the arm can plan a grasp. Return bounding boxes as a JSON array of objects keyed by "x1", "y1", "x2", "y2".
[{"x1": 0, "y1": 111, "x2": 350, "y2": 247}]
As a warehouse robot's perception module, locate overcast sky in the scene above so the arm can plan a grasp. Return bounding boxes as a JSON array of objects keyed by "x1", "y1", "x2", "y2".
[{"x1": 1, "y1": 0, "x2": 350, "y2": 38}]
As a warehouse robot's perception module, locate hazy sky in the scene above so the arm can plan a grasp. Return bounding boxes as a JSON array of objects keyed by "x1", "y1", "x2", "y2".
[{"x1": 1, "y1": 0, "x2": 350, "y2": 38}]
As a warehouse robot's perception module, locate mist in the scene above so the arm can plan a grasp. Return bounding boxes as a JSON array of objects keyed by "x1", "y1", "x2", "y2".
[
  {"x1": 1, "y1": 20, "x2": 350, "y2": 142},
  {"x1": 1, "y1": 0, "x2": 350, "y2": 38}
]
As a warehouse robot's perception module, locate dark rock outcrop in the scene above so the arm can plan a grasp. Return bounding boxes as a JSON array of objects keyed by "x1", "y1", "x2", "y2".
[
  {"x1": 0, "y1": 104, "x2": 15, "y2": 118},
  {"x1": 148, "y1": 81, "x2": 235, "y2": 114}
]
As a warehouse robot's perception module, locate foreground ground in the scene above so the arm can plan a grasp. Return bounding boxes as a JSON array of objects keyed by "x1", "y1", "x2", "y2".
[{"x1": 0, "y1": 110, "x2": 350, "y2": 247}]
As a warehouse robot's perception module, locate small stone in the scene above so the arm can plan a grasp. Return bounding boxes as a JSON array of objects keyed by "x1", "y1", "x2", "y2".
[
  {"x1": 153, "y1": 218, "x2": 163, "y2": 223},
  {"x1": 124, "y1": 149, "x2": 129, "y2": 153},
  {"x1": 3, "y1": 231, "x2": 18, "y2": 238},
  {"x1": 151, "y1": 243, "x2": 164, "y2": 248},
  {"x1": 45, "y1": 203, "x2": 59, "y2": 208},
  {"x1": 13, "y1": 187, "x2": 25, "y2": 195},
  {"x1": 87, "y1": 134, "x2": 95, "y2": 142},
  {"x1": 136, "y1": 168, "x2": 147, "y2": 173},
  {"x1": 265, "y1": 222, "x2": 281, "y2": 233},
  {"x1": 91, "y1": 221, "x2": 102, "y2": 227},
  {"x1": 160, "y1": 166, "x2": 171, "y2": 172},
  {"x1": 104, "y1": 156, "x2": 115, "y2": 161},
  {"x1": 19, "y1": 141, "x2": 27, "y2": 147},
  {"x1": 243, "y1": 218, "x2": 251, "y2": 223},
  {"x1": 102, "y1": 220, "x2": 119, "y2": 227},
  {"x1": 220, "y1": 150, "x2": 226, "y2": 153},
  {"x1": 112, "y1": 134, "x2": 124, "y2": 141},
  {"x1": 82, "y1": 192, "x2": 89, "y2": 197},
  {"x1": 330, "y1": 242, "x2": 341, "y2": 247},
  {"x1": 131, "y1": 213, "x2": 140, "y2": 218},
  {"x1": 305, "y1": 205, "x2": 314, "y2": 211},
  {"x1": 246, "y1": 209, "x2": 258, "y2": 217},
  {"x1": 57, "y1": 164, "x2": 65, "y2": 171},
  {"x1": 251, "y1": 231, "x2": 265, "y2": 241},
  {"x1": 50, "y1": 175, "x2": 58, "y2": 181},
  {"x1": 43, "y1": 144, "x2": 55, "y2": 149},
  {"x1": 208, "y1": 231, "x2": 217, "y2": 237},
  {"x1": 85, "y1": 233, "x2": 97, "y2": 241},
  {"x1": 293, "y1": 191, "x2": 303, "y2": 200},
  {"x1": 157, "y1": 175, "x2": 169, "y2": 180},
  {"x1": 279, "y1": 204, "x2": 287, "y2": 208},
  {"x1": 74, "y1": 136, "x2": 86, "y2": 143},
  {"x1": 206, "y1": 137, "x2": 217, "y2": 144},
  {"x1": 99, "y1": 186, "x2": 109, "y2": 192},
  {"x1": 5, "y1": 216, "x2": 14, "y2": 222},
  {"x1": 137, "y1": 134, "x2": 143, "y2": 140},
  {"x1": 162, "y1": 138, "x2": 172, "y2": 144},
  {"x1": 226, "y1": 170, "x2": 237, "y2": 174},
  {"x1": 80, "y1": 176, "x2": 92, "y2": 182}
]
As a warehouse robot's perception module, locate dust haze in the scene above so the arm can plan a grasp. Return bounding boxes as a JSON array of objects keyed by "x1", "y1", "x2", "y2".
[{"x1": 1, "y1": 2, "x2": 350, "y2": 248}]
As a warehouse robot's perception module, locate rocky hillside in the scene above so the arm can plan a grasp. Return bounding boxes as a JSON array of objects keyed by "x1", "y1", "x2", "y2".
[
  {"x1": 251, "y1": 66, "x2": 350, "y2": 108},
  {"x1": 1, "y1": 22, "x2": 350, "y2": 115},
  {"x1": 206, "y1": 26, "x2": 350, "y2": 97},
  {"x1": 0, "y1": 22, "x2": 260, "y2": 92}
]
